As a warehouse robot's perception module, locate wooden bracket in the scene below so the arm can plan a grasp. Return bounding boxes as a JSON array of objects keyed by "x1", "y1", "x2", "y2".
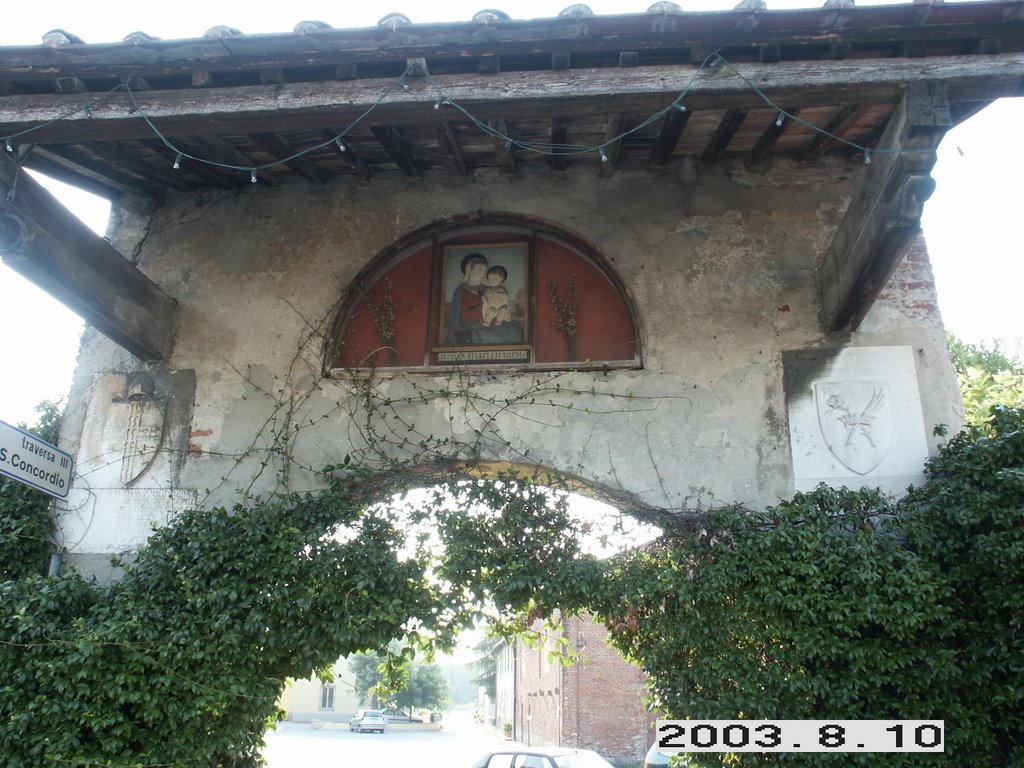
[
  {"x1": 819, "y1": 81, "x2": 951, "y2": 332},
  {"x1": 0, "y1": 153, "x2": 177, "y2": 360}
]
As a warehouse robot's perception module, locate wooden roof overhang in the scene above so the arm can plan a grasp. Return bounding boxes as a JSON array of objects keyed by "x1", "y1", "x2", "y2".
[{"x1": 0, "y1": 1, "x2": 1022, "y2": 361}]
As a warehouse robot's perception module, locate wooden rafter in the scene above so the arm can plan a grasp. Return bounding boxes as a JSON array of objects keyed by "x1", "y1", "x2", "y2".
[
  {"x1": 600, "y1": 113, "x2": 626, "y2": 178},
  {"x1": 29, "y1": 145, "x2": 161, "y2": 198},
  {"x1": 371, "y1": 125, "x2": 420, "y2": 177},
  {"x1": 747, "y1": 106, "x2": 799, "y2": 166},
  {"x1": 435, "y1": 122, "x2": 467, "y2": 177},
  {"x1": 0, "y1": 55, "x2": 1019, "y2": 146},
  {"x1": 649, "y1": 107, "x2": 691, "y2": 166},
  {"x1": 703, "y1": 109, "x2": 748, "y2": 162},
  {"x1": 251, "y1": 132, "x2": 325, "y2": 185}
]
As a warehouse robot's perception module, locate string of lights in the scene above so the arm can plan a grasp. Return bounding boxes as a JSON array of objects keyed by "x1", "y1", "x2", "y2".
[{"x1": 1, "y1": 51, "x2": 924, "y2": 185}]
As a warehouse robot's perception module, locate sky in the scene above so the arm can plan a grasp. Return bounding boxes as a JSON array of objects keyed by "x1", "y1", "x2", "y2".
[{"x1": 0, "y1": 0, "x2": 1022, "y2": 426}]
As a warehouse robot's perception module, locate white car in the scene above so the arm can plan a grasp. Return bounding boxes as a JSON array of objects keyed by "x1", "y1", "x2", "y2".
[
  {"x1": 644, "y1": 742, "x2": 690, "y2": 767},
  {"x1": 349, "y1": 709, "x2": 387, "y2": 733}
]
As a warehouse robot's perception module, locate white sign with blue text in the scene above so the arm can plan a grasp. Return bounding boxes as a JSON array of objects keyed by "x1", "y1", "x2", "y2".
[{"x1": 0, "y1": 420, "x2": 72, "y2": 499}]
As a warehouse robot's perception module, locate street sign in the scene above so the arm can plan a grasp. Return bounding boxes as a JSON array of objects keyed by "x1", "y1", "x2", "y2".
[{"x1": 0, "y1": 420, "x2": 73, "y2": 499}]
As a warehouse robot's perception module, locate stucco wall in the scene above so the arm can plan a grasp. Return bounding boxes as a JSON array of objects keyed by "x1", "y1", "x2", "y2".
[{"x1": 54, "y1": 158, "x2": 963, "y2": 575}]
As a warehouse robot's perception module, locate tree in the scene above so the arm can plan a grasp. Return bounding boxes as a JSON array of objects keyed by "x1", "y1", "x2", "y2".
[
  {"x1": 0, "y1": 401, "x2": 61, "y2": 580},
  {"x1": 947, "y1": 333, "x2": 1024, "y2": 425},
  {"x1": 396, "y1": 663, "x2": 450, "y2": 715},
  {"x1": 470, "y1": 635, "x2": 502, "y2": 701}
]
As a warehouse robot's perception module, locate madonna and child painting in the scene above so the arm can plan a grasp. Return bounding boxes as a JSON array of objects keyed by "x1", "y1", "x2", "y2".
[{"x1": 443, "y1": 243, "x2": 527, "y2": 346}]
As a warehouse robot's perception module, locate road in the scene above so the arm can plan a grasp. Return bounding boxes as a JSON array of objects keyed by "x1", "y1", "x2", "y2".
[{"x1": 262, "y1": 710, "x2": 512, "y2": 768}]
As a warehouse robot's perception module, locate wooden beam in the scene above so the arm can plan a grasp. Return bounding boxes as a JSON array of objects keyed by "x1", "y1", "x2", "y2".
[
  {"x1": 435, "y1": 122, "x2": 467, "y2": 176},
  {"x1": 703, "y1": 108, "x2": 747, "y2": 161},
  {"x1": 550, "y1": 120, "x2": 568, "y2": 171},
  {"x1": 747, "y1": 106, "x2": 799, "y2": 166},
  {"x1": 251, "y1": 132, "x2": 326, "y2": 185},
  {"x1": 0, "y1": 4, "x2": 1015, "y2": 80},
  {"x1": 138, "y1": 139, "x2": 239, "y2": 190},
  {"x1": 649, "y1": 107, "x2": 691, "y2": 165},
  {"x1": 492, "y1": 118, "x2": 516, "y2": 175},
  {"x1": 85, "y1": 140, "x2": 193, "y2": 192},
  {"x1": 0, "y1": 153, "x2": 176, "y2": 360},
  {"x1": 819, "y1": 82, "x2": 952, "y2": 332},
  {"x1": 370, "y1": 125, "x2": 420, "y2": 177},
  {"x1": 322, "y1": 130, "x2": 372, "y2": 180},
  {"x1": 29, "y1": 144, "x2": 163, "y2": 198},
  {"x1": 800, "y1": 104, "x2": 866, "y2": 160},
  {"x1": 600, "y1": 113, "x2": 626, "y2": 178},
  {"x1": 21, "y1": 151, "x2": 123, "y2": 199},
  {"x1": 0, "y1": 54, "x2": 1019, "y2": 145},
  {"x1": 191, "y1": 135, "x2": 282, "y2": 186}
]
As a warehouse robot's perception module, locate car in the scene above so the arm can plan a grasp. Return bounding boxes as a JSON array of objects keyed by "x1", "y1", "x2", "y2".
[
  {"x1": 644, "y1": 742, "x2": 690, "y2": 767},
  {"x1": 348, "y1": 709, "x2": 387, "y2": 733},
  {"x1": 381, "y1": 708, "x2": 424, "y2": 723},
  {"x1": 470, "y1": 746, "x2": 615, "y2": 768}
]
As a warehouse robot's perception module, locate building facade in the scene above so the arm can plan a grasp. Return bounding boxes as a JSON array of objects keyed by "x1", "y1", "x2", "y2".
[
  {"x1": 277, "y1": 659, "x2": 361, "y2": 724},
  {"x1": 0, "y1": 4, "x2": 1015, "y2": 579},
  {"x1": 514, "y1": 616, "x2": 652, "y2": 766}
]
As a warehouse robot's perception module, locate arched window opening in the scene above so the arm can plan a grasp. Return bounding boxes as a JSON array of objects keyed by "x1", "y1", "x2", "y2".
[{"x1": 328, "y1": 214, "x2": 641, "y2": 372}]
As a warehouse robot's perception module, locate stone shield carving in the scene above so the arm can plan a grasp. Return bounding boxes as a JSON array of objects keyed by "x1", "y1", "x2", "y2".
[{"x1": 814, "y1": 381, "x2": 893, "y2": 476}]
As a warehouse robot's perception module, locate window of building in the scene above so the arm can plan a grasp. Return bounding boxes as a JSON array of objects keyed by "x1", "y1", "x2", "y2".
[
  {"x1": 320, "y1": 683, "x2": 335, "y2": 710},
  {"x1": 329, "y1": 214, "x2": 640, "y2": 372}
]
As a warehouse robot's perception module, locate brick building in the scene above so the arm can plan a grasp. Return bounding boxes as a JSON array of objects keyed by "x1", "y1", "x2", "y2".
[{"x1": 513, "y1": 615, "x2": 653, "y2": 766}]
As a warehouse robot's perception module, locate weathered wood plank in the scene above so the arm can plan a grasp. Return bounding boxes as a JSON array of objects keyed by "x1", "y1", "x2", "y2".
[
  {"x1": 322, "y1": 130, "x2": 373, "y2": 180},
  {"x1": 18, "y1": 151, "x2": 121, "y2": 199},
  {"x1": 649, "y1": 107, "x2": 691, "y2": 165},
  {"x1": 819, "y1": 81, "x2": 952, "y2": 331},
  {"x1": 0, "y1": 3, "x2": 1018, "y2": 81},
  {"x1": 370, "y1": 125, "x2": 420, "y2": 176},
  {"x1": 138, "y1": 138, "x2": 239, "y2": 190},
  {"x1": 492, "y1": 118, "x2": 516, "y2": 175},
  {"x1": 190, "y1": 135, "x2": 282, "y2": 186},
  {"x1": 600, "y1": 113, "x2": 626, "y2": 177},
  {"x1": 800, "y1": 104, "x2": 865, "y2": 160},
  {"x1": 435, "y1": 122, "x2": 467, "y2": 176},
  {"x1": 747, "y1": 105, "x2": 798, "y2": 166},
  {"x1": 29, "y1": 144, "x2": 163, "y2": 197},
  {"x1": 251, "y1": 132, "x2": 326, "y2": 185},
  {"x1": 703, "y1": 108, "x2": 748, "y2": 161},
  {"x1": 0, "y1": 54, "x2": 1019, "y2": 145},
  {"x1": 550, "y1": 120, "x2": 568, "y2": 171},
  {"x1": 85, "y1": 140, "x2": 194, "y2": 192},
  {"x1": 0, "y1": 153, "x2": 176, "y2": 359}
]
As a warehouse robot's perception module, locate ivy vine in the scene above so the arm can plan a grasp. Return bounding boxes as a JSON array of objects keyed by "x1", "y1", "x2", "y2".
[{"x1": 2, "y1": 374, "x2": 1022, "y2": 768}]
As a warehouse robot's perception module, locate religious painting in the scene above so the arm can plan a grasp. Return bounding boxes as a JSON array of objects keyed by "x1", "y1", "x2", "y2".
[{"x1": 434, "y1": 242, "x2": 530, "y2": 365}]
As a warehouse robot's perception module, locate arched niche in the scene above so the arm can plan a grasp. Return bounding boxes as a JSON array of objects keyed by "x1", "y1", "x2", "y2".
[{"x1": 327, "y1": 213, "x2": 641, "y2": 371}]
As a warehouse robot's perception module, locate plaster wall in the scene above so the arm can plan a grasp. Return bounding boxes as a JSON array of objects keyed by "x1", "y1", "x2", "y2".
[{"x1": 55, "y1": 158, "x2": 963, "y2": 574}]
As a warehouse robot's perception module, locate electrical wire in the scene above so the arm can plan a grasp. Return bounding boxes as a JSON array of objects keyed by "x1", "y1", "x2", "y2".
[{"x1": 0, "y1": 52, "x2": 928, "y2": 183}]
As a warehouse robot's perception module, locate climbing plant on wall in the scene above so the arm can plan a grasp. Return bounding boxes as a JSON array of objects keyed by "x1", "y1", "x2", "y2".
[
  {"x1": 596, "y1": 406, "x2": 1024, "y2": 767},
  {"x1": 1, "y1": 365, "x2": 1022, "y2": 767},
  {"x1": 0, "y1": 464, "x2": 603, "y2": 768}
]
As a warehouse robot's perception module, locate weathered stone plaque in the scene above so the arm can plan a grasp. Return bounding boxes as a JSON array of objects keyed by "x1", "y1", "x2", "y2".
[{"x1": 783, "y1": 346, "x2": 929, "y2": 497}]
